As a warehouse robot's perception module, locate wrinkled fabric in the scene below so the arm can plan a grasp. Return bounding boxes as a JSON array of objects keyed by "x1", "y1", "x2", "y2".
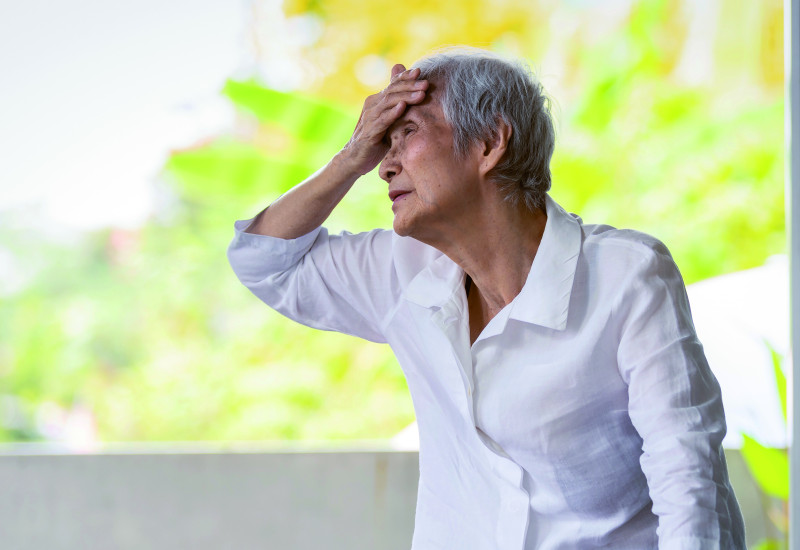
[{"x1": 228, "y1": 195, "x2": 745, "y2": 549}]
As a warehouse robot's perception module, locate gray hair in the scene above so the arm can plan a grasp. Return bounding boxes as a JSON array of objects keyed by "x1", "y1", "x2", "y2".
[{"x1": 412, "y1": 48, "x2": 555, "y2": 211}]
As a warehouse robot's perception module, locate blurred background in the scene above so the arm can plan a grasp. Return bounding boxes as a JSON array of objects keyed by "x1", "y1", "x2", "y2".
[{"x1": 0, "y1": 0, "x2": 789, "y2": 545}]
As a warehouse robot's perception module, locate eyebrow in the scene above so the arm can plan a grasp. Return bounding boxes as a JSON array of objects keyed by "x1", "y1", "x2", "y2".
[
  {"x1": 392, "y1": 115, "x2": 413, "y2": 127},
  {"x1": 384, "y1": 115, "x2": 416, "y2": 143}
]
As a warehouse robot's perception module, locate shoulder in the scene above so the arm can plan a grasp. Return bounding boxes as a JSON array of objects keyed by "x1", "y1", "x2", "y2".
[
  {"x1": 577, "y1": 223, "x2": 688, "y2": 310},
  {"x1": 545, "y1": 196, "x2": 674, "y2": 277},
  {"x1": 577, "y1": 223, "x2": 686, "y2": 297},
  {"x1": 581, "y1": 223, "x2": 675, "y2": 269}
]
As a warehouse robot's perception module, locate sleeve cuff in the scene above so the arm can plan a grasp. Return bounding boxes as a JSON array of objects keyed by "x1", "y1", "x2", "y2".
[{"x1": 227, "y1": 219, "x2": 324, "y2": 282}]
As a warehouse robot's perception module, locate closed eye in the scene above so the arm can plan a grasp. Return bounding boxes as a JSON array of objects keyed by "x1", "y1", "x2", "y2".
[{"x1": 384, "y1": 122, "x2": 416, "y2": 147}]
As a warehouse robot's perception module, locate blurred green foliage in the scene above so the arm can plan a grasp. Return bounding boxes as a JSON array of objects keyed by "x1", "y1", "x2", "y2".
[
  {"x1": 0, "y1": 0, "x2": 784, "y2": 446},
  {"x1": 742, "y1": 434, "x2": 788, "y2": 500},
  {"x1": 741, "y1": 347, "x2": 788, "y2": 547}
]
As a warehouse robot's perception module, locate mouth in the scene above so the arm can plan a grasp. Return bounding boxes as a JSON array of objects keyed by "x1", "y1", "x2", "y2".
[{"x1": 389, "y1": 189, "x2": 411, "y2": 202}]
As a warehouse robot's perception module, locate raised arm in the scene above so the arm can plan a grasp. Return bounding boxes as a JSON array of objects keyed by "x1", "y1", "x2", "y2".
[
  {"x1": 245, "y1": 64, "x2": 429, "y2": 238},
  {"x1": 229, "y1": 64, "x2": 431, "y2": 343}
]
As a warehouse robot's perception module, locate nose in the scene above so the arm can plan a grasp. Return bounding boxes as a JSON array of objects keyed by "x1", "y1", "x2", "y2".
[{"x1": 379, "y1": 148, "x2": 402, "y2": 183}]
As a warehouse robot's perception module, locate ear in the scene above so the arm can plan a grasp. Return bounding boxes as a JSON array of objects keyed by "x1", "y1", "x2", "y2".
[{"x1": 478, "y1": 118, "x2": 512, "y2": 179}]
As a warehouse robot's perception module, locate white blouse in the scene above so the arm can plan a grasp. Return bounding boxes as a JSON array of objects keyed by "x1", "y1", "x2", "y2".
[{"x1": 227, "y1": 195, "x2": 745, "y2": 549}]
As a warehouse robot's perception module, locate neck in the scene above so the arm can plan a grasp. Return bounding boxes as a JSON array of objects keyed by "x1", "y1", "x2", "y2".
[{"x1": 421, "y1": 195, "x2": 548, "y2": 315}]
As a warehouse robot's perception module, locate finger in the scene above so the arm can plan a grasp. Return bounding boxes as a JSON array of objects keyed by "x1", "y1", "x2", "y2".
[
  {"x1": 381, "y1": 89, "x2": 426, "y2": 107},
  {"x1": 391, "y1": 64, "x2": 406, "y2": 79},
  {"x1": 369, "y1": 101, "x2": 407, "y2": 138},
  {"x1": 366, "y1": 99, "x2": 406, "y2": 131},
  {"x1": 406, "y1": 67, "x2": 421, "y2": 80},
  {"x1": 393, "y1": 68, "x2": 421, "y2": 84},
  {"x1": 365, "y1": 91, "x2": 424, "y2": 130},
  {"x1": 361, "y1": 86, "x2": 426, "y2": 139},
  {"x1": 384, "y1": 77, "x2": 428, "y2": 96}
]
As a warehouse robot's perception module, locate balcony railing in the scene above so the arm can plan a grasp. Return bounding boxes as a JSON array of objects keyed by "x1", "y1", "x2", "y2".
[{"x1": 0, "y1": 444, "x2": 775, "y2": 549}]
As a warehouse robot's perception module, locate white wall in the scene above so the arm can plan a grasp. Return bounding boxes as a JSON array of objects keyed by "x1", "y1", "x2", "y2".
[
  {"x1": 0, "y1": 449, "x2": 419, "y2": 550},
  {"x1": 0, "y1": 448, "x2": 770, "y2": 549}
]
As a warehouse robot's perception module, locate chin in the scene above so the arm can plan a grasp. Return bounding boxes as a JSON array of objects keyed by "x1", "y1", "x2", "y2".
[
  {"x1": 392, "y1": 221, "x2": 412, "y2": 237},
  {"x1": 392, "y1": 215, "x2": 416, "y2": 237}
]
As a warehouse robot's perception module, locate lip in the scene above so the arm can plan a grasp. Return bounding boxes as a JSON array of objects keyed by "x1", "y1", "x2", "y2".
[{"x1": 389, "y1": 189, "x2": 411, "y2": 202}]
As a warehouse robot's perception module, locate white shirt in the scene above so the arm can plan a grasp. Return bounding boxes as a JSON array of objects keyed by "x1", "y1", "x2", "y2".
[{"x1": 227, "y1": 196, "x2": 745, "y2": 549}]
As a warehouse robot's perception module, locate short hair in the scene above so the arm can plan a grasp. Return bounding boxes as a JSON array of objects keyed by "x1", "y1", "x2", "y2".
[{"x1": 412, "y1": 48, "x2": 555, "y2": 212}]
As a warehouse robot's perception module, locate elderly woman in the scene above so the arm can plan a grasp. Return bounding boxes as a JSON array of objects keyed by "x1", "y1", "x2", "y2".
[{"x1": 228, "y1": 49, "x2": 745, "y2": 549}]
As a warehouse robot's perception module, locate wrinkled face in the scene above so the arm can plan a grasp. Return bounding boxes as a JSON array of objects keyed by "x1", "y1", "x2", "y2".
[{"x1": 379, "y1": 94, "x2": 482, "y2": 241}]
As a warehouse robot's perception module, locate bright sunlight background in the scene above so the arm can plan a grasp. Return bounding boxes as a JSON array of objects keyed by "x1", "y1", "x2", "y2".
[{"x1": 0, "y1": 0, "x2": 784, "y2": 452}]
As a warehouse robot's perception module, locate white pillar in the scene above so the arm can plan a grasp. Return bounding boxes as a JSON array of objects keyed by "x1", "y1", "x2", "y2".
[{"x1": 789, "y1": 0, "x2": 800, "y2": 546}]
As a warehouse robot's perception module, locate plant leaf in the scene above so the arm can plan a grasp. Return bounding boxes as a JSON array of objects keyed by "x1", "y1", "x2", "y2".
[
  {"x1": 765, "y1": 342, "x2": 787, "y2": 423},
  {"x1": 740, "y1": 434, "x2": 789, "y2": 500},
  {"x1": 750, "y1": 538, "x2": 784, "y2": 550},
  {"x1": 222, "y1": 79, "x2": 353, "y2": 145}
]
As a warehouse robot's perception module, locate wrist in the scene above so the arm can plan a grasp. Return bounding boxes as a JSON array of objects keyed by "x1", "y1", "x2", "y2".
[{"x1": 331, "y1": 148, "x2": 366, "y2": 181}]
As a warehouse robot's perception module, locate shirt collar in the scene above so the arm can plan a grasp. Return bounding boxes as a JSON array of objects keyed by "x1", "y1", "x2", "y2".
[
  {"x1": 403, "y1": 195, "x2": 583, "y2": 331},
  {"x1": 403, "y1": 250, "x2": 465, "y2": 309},
  {"x1": 508, "y1": 195, "x2": 582, "y2": 331}
]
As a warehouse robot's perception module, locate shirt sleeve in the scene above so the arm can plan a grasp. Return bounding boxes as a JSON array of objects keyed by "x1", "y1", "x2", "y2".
[
  {"x1": 226, "y1": 219, "x2": 397, "y2": 343},
  {"x1": 614, "y1": 240, "x2": 745, "y2": 549}
]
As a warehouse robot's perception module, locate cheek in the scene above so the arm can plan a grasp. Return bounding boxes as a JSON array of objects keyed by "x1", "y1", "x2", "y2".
[
  {"x1": 406, "y1": 136, "x2": 448, "y2": 170},
  {"x1": 404, "y1": 139, "x2": 427, "y2": 162}
]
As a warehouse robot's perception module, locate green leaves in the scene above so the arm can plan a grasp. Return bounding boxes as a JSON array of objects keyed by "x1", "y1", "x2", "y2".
[
  {"x1": 751, "y1": 539, "x2": 786, "y2": 550},
  {"x1": 165, "y1": 138, "x2": 311, "y2": 202},
  {"x1": 770, "y1": 345, "x2": 787, "y2": 423},
  {"x1": 739, "y1": 345, "x2": 788, "y2": 546},
  {"x1": 222, "y1": 79, "x2": 354, "y2": 145},
  {"x1": 165, "y1": 79, "x2": 358, "y2": 216},
  {"x1": 740, "y1": 434, "x2": 789, "y2": 500},
  {"x1": 2, "y1": 0, "x2": 787, "y2": 449}
]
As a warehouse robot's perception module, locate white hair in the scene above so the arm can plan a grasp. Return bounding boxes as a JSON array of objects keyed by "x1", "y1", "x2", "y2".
[{"x1": 413, "y1": 48, "x2": 555, "y2": 211}]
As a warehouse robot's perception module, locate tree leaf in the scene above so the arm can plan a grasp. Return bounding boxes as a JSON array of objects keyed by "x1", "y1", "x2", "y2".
[
  {"x1": 740, "y1": 434, "x2": 789, "y2": 500},
  {"x1": 222, "y1": 79, "x2": 353, "y2": 145},
  {"x1": 765, "y1": 342, "x2": 787, "y2": 423},
  {"x1": 750, "y1": 538, "x2": 785, "y2": 550}
]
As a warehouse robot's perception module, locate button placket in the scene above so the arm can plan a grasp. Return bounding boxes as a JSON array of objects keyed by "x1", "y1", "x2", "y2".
[{"x1": 430, "y1": 298, "x2": 475, "y2": 418}]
